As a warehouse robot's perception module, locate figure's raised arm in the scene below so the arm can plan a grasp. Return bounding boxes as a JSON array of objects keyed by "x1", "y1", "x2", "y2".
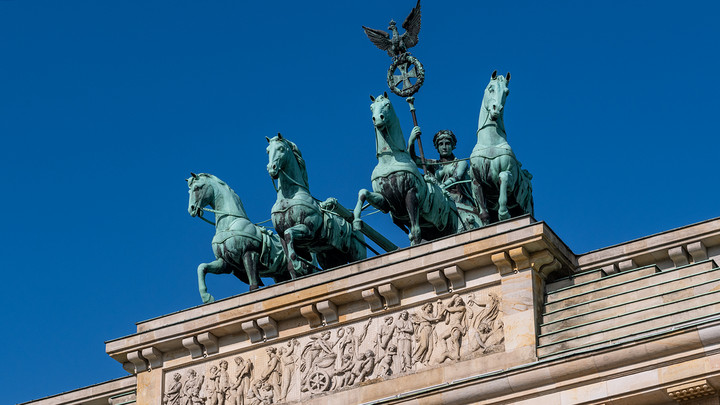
[{"x1": 407, "y1": 126, "x2": 424, "y2": 165}]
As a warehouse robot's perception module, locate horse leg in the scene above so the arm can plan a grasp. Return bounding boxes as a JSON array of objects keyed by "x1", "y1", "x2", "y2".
[
  {"x1": 498, "y1": 170, "x2": 515, "y2": 221},
  {"x1": 405, "y1": 188, "x2": 422, "y2": 245},
  {"x1": 471, "y1": 179, "x2": 491, "y2": 226},
  {"x1": 197, "y1": 258, "x2": 228, "y2": 304},
  {"x1": 242, "y1": 250, "x2": 261, "y2": 291},
  {"x1": 353, "y1": 188, "x2": 390, "y2": 231},
  {"x1": 279, "y1": 237, "x2": 298, "y2": 279},
  {"x1": 284, "y1": 224, "x2": 314, "y2": 274}
]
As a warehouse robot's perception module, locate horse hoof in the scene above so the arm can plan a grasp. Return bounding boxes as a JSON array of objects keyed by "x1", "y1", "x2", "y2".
[
  {"x1": 249, "y1": 284, "x2": 259, "y2": 291},
  {"x1": 498, "y1": 210, "x2": 510, "y2": 221},
  {"x1": 201, "y1": 293, "x2": 215, "y2": 304}
]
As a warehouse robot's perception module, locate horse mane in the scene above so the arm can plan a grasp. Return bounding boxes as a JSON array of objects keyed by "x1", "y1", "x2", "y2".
[
  {"x1": 197, "y1": 173, "x2": 246, "y2": 214},
  {"x1": 276, "y1": 137, "x2": 309, "y2": 187}
]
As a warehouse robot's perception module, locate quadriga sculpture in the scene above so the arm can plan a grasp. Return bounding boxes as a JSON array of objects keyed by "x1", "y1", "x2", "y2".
[
  {"x1": 353, "y1": 93, "x2": 461, "y2": 245},
  {"x1": 266, "y1": 134, "x2": 367, "y2": 274},
  {"x1": 187, "y1": 173, "x2": 299, "y2": 303},
  {"x1": 470, "y1": 71, "x2": 534, "y2": 224}
]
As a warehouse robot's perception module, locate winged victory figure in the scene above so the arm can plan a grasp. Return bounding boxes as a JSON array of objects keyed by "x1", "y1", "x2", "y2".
[{"x1": 362, "y1": 0, "x2": 421, "y2": 59}]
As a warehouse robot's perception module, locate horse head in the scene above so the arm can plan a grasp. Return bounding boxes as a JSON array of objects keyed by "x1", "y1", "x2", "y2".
[
  {"x1": 187, "y1": 172, "x2": 214, "y2": 217},
  {"x1": 370, "y1": 92, "x2": 396, "y2": 130},
  {"x1": 266, "y1": 133, "x2": 309, "y2": 187},
  {"x1": 483, "y1": 70, "x2": 511, "y2": 122}
]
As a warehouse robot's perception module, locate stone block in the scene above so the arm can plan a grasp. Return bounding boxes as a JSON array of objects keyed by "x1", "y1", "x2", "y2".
[
  {"x1": 443, "y1": 265, "x2": 465, "y2": 290},
  {"x1": 257, "y1": 317, "x2": 278, "y2": 340},
  {"x1": 426, "y1": 270, "x2": 449, "y2": 294},
  {"x1": 300, "y1": 304, "x2": 323, "y2": 327},
  {"x1": 378, "y1": 283, "x2": 400, "y2": 307},
  {"x1": 241, "y1": 320, "x2": 263, "y2": 343},
  {"x1": 492, "y1": 251, "x2": 514, "y2": 275},
  {"x1": 509, "y1": 246, "x2": 530, "y2": 270},
  {"x1": 316, "y1": 300, "x2": 338, "y2": 324},
  {"x1": 669, "y1": 246, "x2": 691, "y2": 267},
  {"x1": 688, "y1": 241, "x2": 709, "y2": 262},
  {"x1": 197, "y1": 332, "x2": 218, "y2": 355},
  {"x1": 182, "y1": 336, "x2": 203, "y2": 358},
  {"x1": 141, "y1": 347, "x2": 163, "y2": 369},
  {"x1": 362, "y1": 288, "x2": 383, "y2": 312},
  {"x1": 618, "y1": 259, "x2": 637, "y2": 272},
  {"x1": 126, "y1": 351, "x2": 147, "y2": 373}
]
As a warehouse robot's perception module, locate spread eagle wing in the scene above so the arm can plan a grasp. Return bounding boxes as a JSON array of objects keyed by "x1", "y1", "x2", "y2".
[
  {"x1": 362, "y1": 26, "x2": 393, "y2": 57},
  {"x1": 401, "y1": 0, "x2": 421, "y2": 49}
]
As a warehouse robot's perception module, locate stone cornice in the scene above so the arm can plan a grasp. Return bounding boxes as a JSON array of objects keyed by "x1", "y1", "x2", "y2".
[
  {"x1": 105, "y1": 216, "x2": 575, "y2": 368},
  {"x1": 577, "y1": 216, "x2": 720, "y2": 272},
  {"x1": 18, "y1": 375, "x2": 136, "y2": 405}
]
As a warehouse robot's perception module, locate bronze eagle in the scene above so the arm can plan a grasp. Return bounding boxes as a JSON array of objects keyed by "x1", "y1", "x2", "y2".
[{"x1": 362, "y1": 0, "x2": 421, "y2": 58}]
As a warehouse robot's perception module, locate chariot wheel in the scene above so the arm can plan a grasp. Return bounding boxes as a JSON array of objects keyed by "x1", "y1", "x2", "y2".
[
  {"x1": 308, "y1": 370, "x2": 331, "y2": 393},
  {"x1": 386, "y1": 54, "x2": 425, "y2": 97}
]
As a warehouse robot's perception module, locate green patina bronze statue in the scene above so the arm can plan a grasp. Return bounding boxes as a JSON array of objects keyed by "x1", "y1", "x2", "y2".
[
  {"x1": 362, "y1": 0, "x2": 424, "y2": 98},
  {"x1": 187, "y1": 173, "x2": 299, "y2": 303},
  {"x1": 408, "y1": 127, "x2": 483, "y2": 229},
  {"x1": 353, "y1": 93, "x2": 465, "y2": 245},
  {"x1": 470, "y1": 71, "x2": 534, "y2": 224},
  {"x1": 266, "y1": 134, "x2": 367, "y2": 275}
]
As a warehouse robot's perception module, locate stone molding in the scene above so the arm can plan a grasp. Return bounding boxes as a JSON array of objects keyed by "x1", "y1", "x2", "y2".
[
  {"x1": 492, "y1": 247, "x2": 559, "y2": 278},
  {"x1": 576, "y1": 217, "x2": 720, "y2": 272},
  {"x1": 18, "y1": 375, "x2": 137, "y2": 405},
  {"x1": 667, "y1": 379, "x2": 717, "y2": 402},
  {"x1": 106, "y1": 218, "x2": 574, "y2": 373}
]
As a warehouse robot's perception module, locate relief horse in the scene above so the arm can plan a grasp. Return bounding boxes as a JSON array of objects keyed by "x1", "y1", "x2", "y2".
[
  {"x1": 187, "y1": 173, "x2": 296, "y2": 303},
  {"x1": 353, "y1": 93, "x2": 460, "y2": 245},
  {"x1": 266, "y1": 134, "x2": 367, "y2": 274},
  {"x1": 470, "y1": 71, "x2": 534, "y2": 224}
]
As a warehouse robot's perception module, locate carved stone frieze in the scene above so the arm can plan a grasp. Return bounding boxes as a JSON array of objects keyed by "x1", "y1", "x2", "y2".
[{"x1": 162, "y1": 289, "x2": 504, "y2": 404}]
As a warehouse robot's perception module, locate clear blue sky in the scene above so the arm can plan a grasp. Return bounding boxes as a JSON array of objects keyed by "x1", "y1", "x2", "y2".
[{"x1": 2, "y1": 1, "x2": 719, "y2": 403}]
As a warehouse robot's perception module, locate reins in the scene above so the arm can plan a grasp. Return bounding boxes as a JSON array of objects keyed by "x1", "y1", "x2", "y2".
[{"x1": 196, "y1": 207, "x2": 273, "y2": 227}]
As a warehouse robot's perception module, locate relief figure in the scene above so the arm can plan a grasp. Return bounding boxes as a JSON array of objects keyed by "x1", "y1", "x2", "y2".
[
  {"x1": 376, "y1": 344, "x2": 397, "y2": 377},
  {"x1": 232, "y1": 357, "x2": 253, "y2": 405},
  {"x1": 333, "y1": 353, "x2": 355, "y2": 389},
  {"x1": 206, "y1": 365, "x2": 219, "y2": 405},
  {"x1": 435, "y1": 294, "x2": 467, "y2": 362},
  {"x1": 246, "y1": 380, "x2": 266, "y2": 405},
  {"x1": 182, "y1": 369, "x2": 204, "y2": 405},
  {"x1": 467, "y1": 293, "x2": 504, "y2": 353},
  {"x1": 163, "y1": 373, "x2": 183, "y2": 405},
  {"x1": 376, "y1": 315, "x2": 396, "y2": 359},
  {"x1": 278, "y1": 339, "x2": 299, "y2": 401},
  {"x1": 411, "y1": 302, "x2": 442, "y2": 365},
  {"x1": 299, "y1": 331, "x2": 335, "y2": 392},
  {"x1": 346, "y1": 351, "x2": 376, "y2": 385},
  {"x1": 394, "y1": 310, "x2": 414, "y2": 372},
  {"x1": 260, "y1": 347, "x2": 281, "y2": 401}
]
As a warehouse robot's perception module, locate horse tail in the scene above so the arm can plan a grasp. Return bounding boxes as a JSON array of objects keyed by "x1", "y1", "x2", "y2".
[{"x1": 515, "y1": 169, "x2": 534, "y2": 216}]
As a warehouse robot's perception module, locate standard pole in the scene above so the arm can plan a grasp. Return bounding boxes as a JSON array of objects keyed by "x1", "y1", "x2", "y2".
[{"x1": 406, "y1": 96, "x2": 428, "y2": 173}]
